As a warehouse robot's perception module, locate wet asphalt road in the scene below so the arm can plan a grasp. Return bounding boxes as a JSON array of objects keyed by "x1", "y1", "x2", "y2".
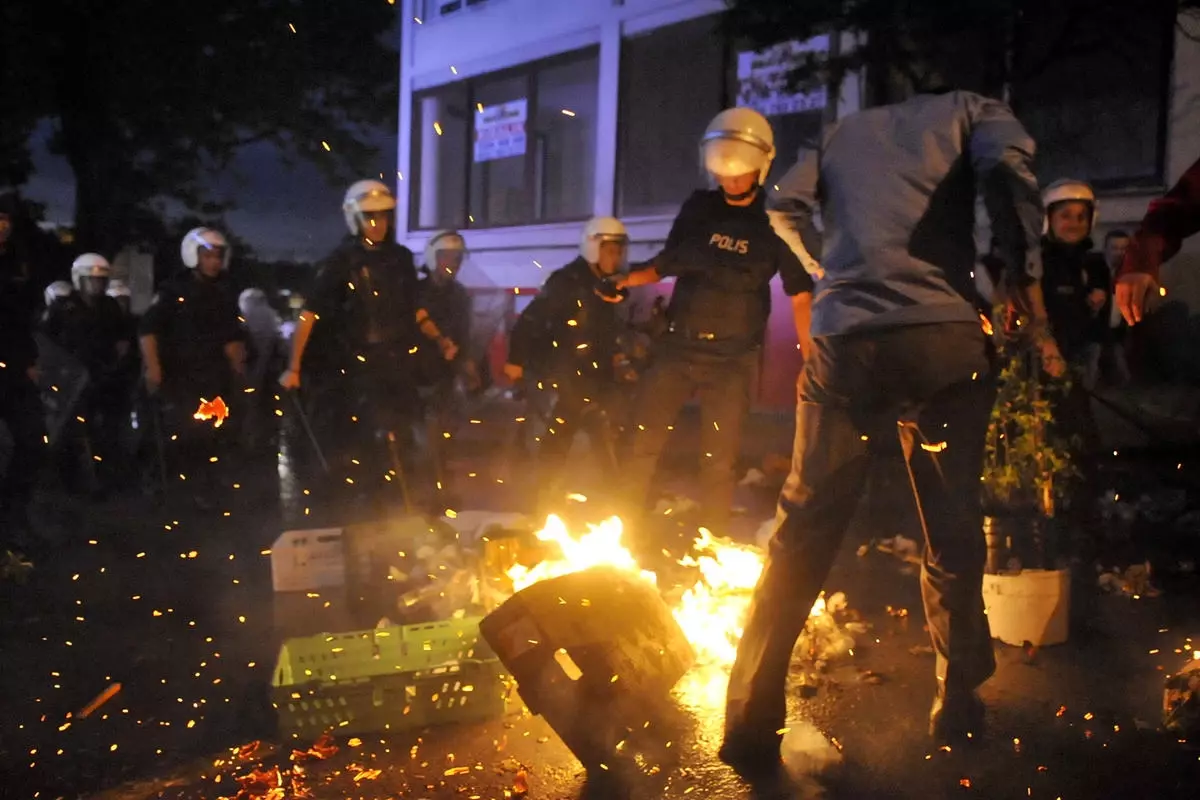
[{"x1": 2, "y1": 407, "x2": 1199, "y2": 800}]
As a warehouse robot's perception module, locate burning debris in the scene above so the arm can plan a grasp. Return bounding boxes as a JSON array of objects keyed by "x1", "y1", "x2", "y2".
[
  {"x1": 1164, "y1": 652, "x2": 1200, "y2": 737},
  {"x1": 194, "y1": 396, "x2": 230, "y2": 428}
]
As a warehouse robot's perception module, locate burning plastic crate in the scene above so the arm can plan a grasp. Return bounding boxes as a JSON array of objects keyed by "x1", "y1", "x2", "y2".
[
  {"x1": 271, "y1": 617, "x2": 508, "y2": 738},
  {"x1": 479, "y1": 565, "x2": 695, "y2": 771}
]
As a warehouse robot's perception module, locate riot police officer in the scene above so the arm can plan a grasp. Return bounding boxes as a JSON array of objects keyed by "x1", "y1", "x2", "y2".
[
  {"x1": 505, "y1": 216, "x2": 630, "y2": 512},
  {"x1": 42, "y1": 254, "x2": 132, "y2": 491},
  {"x1": 279, "y1": 180, "x2": 458, "y2": 510},
  {"x1": 416, "y1": 230, "x2": 476, "y2": 498},
  {"x1": 139, "y1": 228, "x2": 247, "y2": 507},
  {"x1": 615, "y1": 108, "x2": 815, "y2": 537}
]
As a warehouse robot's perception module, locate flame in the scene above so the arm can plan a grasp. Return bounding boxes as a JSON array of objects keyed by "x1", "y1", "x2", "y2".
[
  {"x1": 193, "y1": 396, "x2": 230, "y2": 428},
  {"x1": 505, "y1": 515, "x2": 831, "y2": 692},
  {"x1": 507, "y1": 515, "x2": 655, "y2": 592}
]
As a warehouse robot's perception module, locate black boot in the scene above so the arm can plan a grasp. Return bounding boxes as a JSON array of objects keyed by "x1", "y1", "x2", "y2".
[
  {"x1": 718, "y1": 729, "x2": 784, "y2": 780},
  {"x1": 929, "y1": 652, "x2": 988, "y2": 743},
  {"x1": 929, "y1": 684, "x2": 986, "y2": 743}
]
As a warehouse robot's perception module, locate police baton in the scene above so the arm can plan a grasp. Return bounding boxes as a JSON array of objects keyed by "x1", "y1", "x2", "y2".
[
  {"x1": 145, "y1": 388, "x2": 169, "y2": 496},
  {"x1": 285, "y1": 389, "x2": 330, "y2": 476}
]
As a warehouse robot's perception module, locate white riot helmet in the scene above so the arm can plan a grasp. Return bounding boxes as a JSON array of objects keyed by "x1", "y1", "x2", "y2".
[
  {"x1": 424, "y1": 230, "x2": 467, "y2": 275},
  {"x1": 1042, "y1": 179, "x2": 1097, "y2": 235},
  {"x1": 700, "y1": 107, "x2": 776, "y2": 185},
  {"x1": 342, "y1": 179, "x2": 396, "y2": 235},
  {"x1": 238, "y1": 287, "x2": 268, "y2": 315},
  {"x1": 70, "y1": 253, "x2": 112, "y2": 290},
  {"x1": 45, "y1": 280, "x2": 74, "y2": 305},
  {"x1": 106, "y1": 279, "x2": 131, "y2": 299},
  {"x1": 580, "y1": 216, "x2": 629, "y2": 265},
  {"x1": 181, "y1": 227, "x2": 231, "y2": 270}
]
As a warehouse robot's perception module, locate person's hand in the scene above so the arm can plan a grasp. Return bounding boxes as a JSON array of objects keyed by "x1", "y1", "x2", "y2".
[
  {"x1": 462, "y1": 360, "x2": 482, "y2": 392},
  {"x1": 439, "y1": 337, "x2": 459, "y2": 361},
  {"x1": 594, "y1": 286, "x2": 625, "y2": 304},
  {"x1": 145, "y1": 361, "x2": 163, "y2": 394},
  {"x1": 797, "y1": 334, "x2": 813, "y2": 362},
  {"x1": 279, "y1": 368, "x2": 301, "y2": 390},
  {"x1": 1037, "y1": 336, "x2": 1067, "y2": 378},
  {"x1": 1114, "y1": 273, "x2": 1158, "y2": 326},
  {"x1": 1087, "y1": 288, "x2": 1106, "y2": 313},
  {"x1": 502, "y1": 362, "x2": 524, "y2": 383}
]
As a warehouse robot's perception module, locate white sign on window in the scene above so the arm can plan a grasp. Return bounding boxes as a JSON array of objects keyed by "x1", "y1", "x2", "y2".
[
  {"x1": 737, "y1": 35, "x2": 830, "y2": 117},
  {"x1": 473, "y1": 98, "x2": 527, "y2": 163}
]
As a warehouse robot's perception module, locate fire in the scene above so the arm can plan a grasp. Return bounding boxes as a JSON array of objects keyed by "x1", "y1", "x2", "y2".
[
  {"x1": 508, "y1": 516, "x2": 655, "y2": 592},
  {"x1": 194, "y1": 396, "x2": 230, "y2": 428},
  {"x1": 506, "y1": 515, "x2": 828, "y2": 671}
]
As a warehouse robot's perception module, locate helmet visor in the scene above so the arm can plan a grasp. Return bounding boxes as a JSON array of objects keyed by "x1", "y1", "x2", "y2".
[
  {"x1": 434, "y1": 248, "x2": 465, "y2": 274},
  {"x1": 357, "y1": 191, "x2": 396, "y2": 213},
  {"x1": 703, "y1": 138, "x2": 767, "y2": 178}
]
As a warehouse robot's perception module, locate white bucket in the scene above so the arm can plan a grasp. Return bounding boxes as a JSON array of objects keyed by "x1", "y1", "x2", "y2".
[{"x1": 982, "y1": 568, "x2": 1071, "y2": 647}]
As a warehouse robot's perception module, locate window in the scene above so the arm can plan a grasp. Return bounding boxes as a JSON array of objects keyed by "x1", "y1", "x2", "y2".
[
  {"x1": 410, "y1": 47, "x2": 599, "y2": 231},
  {"x1": 729, "y1": 36, "x2": 829, "y2": 188},
  {"x1": 470, "y1": 73, "x2": 531, "y2": 227},
  {"x1": 1012, "y1": 3, "x2": 1172, "y2": 188},
  {"x1": 617, "y1": 15, "x2": 728, "y2": 218},
  {"x1": 412, "y1": 82, "x2": 469, "y2": 231}
]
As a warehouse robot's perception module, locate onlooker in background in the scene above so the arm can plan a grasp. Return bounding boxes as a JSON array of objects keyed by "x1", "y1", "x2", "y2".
[
  {"x1": 1039, "y1": 179, "x2": 1110, "y2": 390},
  {"x1": 1100, "y1": 230, "x2": 1132, "y2": 386}
]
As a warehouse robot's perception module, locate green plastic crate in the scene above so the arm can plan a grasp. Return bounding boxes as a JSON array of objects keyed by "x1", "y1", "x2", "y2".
[{"x1": 271, "y1": 617, "x2": 508, "y2": 738}]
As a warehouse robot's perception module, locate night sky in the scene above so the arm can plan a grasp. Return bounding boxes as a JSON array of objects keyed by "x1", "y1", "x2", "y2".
[{"x1": 22, "y1": 120, "x2": 398, "y2": 265}]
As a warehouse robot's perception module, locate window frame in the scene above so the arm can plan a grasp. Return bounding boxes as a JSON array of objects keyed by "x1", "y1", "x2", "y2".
[
  {"x1": 1007, "y1": 7, "x2": 1175, "y2": 191},
  {"x1": 408, "y1": 45, "x2": 600, "y2": 232}
]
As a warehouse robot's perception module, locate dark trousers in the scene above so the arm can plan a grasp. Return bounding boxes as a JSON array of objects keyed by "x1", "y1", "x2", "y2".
[
  {"x1": 620, "y1": 347, "x2": 756, "y2": 534},
  {"x1": 313, "y1": 349, "x2": 423, "y2": 502},
  {"x1": 535, "y1": 379, "x2": 619, "y2": 507},
  {"x1": 0, "y1": 374, "x2": 46, "y2": 538},
  {"x1": 725, "y1": 322, "x2": 997, "y2": 739},
  {"x1": 419, "y1": 374, "x2": 467, "y2": 494},
  {"x1": 158, "y1": 383, "x2": 233, "y2": 496}
]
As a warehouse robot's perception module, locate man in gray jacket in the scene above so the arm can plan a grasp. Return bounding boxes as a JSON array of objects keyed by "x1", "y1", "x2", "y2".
[{"x1": 721, "y1": 90, "x2": 1066, "y2": 777}]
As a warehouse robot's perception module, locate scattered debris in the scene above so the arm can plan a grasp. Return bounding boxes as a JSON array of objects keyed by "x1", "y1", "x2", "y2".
[
  {"x1": 738, "y1": 467, "x2": 768, "y2": 487},
  {"x1": 1164, "y1": 654, "x2": 1200, "y2": 737},
  {"x1": 1096, "y1": 562, "x2": 1161, "y2": 598},
  {"x1": 873, "y1": 535, "x2": 922, "y2": 565}
]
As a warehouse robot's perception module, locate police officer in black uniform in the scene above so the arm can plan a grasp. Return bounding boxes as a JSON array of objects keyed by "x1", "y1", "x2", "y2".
[
  {"x1": 504, "y1": 216, "x2": 631, "y2": 512},
  {"x1": 279, "y1": 180, "x2": 458, "y2": 510},
  {"x1": 139, "y1": 227, "x2": 247, "y2": 507},
  {"x1": 0, "y1": 195, "x2": 47, "y2": 552},
  {"x1": 416, "y1": 230, "x2": 476, "y2": 498},
  {"x1": 42, "y1": 253, "x2": 130, "y2": 491},
  {"x1": 615, "y1": 108, "x2": 815, "y2": 537}
]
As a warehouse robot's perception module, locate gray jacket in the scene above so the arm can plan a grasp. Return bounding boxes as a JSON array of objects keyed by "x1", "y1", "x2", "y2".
[{"x1": 769, "y1": 91, "x2": 1044, "y2": 336}]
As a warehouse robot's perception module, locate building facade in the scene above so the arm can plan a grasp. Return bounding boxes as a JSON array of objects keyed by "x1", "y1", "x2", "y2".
[{"x1": 396, "y1": 0, "x2": 1200, "y2": 404}]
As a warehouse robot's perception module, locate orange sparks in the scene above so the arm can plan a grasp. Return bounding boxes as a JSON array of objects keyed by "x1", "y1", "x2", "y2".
[
  {"x1": 193, "y1": 396, "x2": 230, "y2": 428},
  {"x1": 77, "y1": 682, "x2": 122, "y2": 718}
]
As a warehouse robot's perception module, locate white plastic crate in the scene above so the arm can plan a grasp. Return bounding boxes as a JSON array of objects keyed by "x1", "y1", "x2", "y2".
[
  {"x1": 440, "y1": 511, "x2": 533, "y2": 544},
  {"x1": 270, "y1": 528, "x2": 346, "y2": 593}
]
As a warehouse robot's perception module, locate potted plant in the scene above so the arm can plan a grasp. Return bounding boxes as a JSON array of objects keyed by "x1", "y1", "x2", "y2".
[{"x1": 979, "y1": 324, "x2": 1078, "y2": 646}]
